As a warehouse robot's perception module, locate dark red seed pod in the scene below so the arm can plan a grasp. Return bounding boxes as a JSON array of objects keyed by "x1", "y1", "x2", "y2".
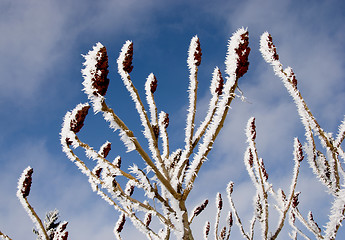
[
  {"x1": 194, "y1": 38, "x2": 202, "y2": 66},
  {"x1": 116, "y1": 214, "x2": 126, "y2": 233},
  {"x1": 152, "y1": 125, "x2": 159, "y2": 139},
  {"x1": 267, "y1": 34, "x2": 279, "y2": 61},
  {"x1": 101, "y1": 142, "x2": 112, "y2": 158},
  {"x1": 70, "y1": 105, "x2": 90, "y2": 133},
  {"x1": 21, "y1": 168, "x2": 34, "y2": 198},
  {"x1": 163, "y1": 113, "x2": 169, "y2": 128},
  {"x1": 215, "y1": 69, "x2": 224, "y2": 96},
  {"x1": 92, "y1": 46, "x2": 109, "y2": 96},
  {"x1": 205, "y1": 222, "x2": 210, "y2": 237},
  {"x1": 145, "y1": 213, "x2": 152, "y2": 227},
  {"x1": 123, "y1": 42, "x2": 134, "y2": 73},
  {"x1": 217, "y1": 193, "x2": 223, "y2": 210},
  {"x1": 194, "y1": 199, "x2": 209, "y2": 217},
  {"x1": 235, "y1": 32, "x2": 251, "y2": 78},
  {"x1": 65, "y1": 138, "x2": 73, "y2": 146},
  {"x1": 150, "y1": 75, "x2": 158, "y2": 93}
]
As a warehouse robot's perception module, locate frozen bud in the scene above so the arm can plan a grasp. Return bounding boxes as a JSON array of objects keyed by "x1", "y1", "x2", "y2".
[
  {"x1": 144, "y1": 213, "x2": 152, "y2": 227},
  {"x1": 194, "y1": 199, "x2": 209, "y2": 217},
  {"x1": 267, "y1": 34, "x2": 279, "y2": 61},
  {"x1": 65, "y1": 138, "x2": 72, "y2": 146},
  {"x1": 215, "y1": 68, "x2": 224, "y2": 95},
  {"x1": 152, "y1": 125, "x2": 159, "y2": 139},
  {"x1": 294, "y1": 138, "x2": 304, "y2": 162},
  {"x1": 204, "y1": 221, "x2": 210, "y2": 238},
  {"x1": 56, "y1": 221, "x2": 68, "y2": 233},
  {"x1": 227, "y1": 182, "x2": 234, "y2": 195},
  {"x1": 248, "y1": 148, "x2": 254, "y2": 167},
  {"x1": 228, "y1": 212, "x2": 233, "y2": 227},
  {"x1": 290, "y1": 211, "x2": 296, "y2": 224},
  {"x1": 126, "y1": 184, "x2": 135, "y2": 196},
  {"x1": 292, "y1": 192, "x2": 300, "y2": 208},
  {"x1": 217, "y1": 193, "x2": 223, "y2": 210},
  {"x1": 235, "y1": 31, "x2": 250, "y2": 78},
  {"x1": 122, "y1": 42, "x2": 133, "y2": 73},
  {"x1": 94, "y1": 167, "x2": 102, "y2": 178},
  {"x1": 163, "y1": 113, "x2": 169, "y2": 128},
  {"x1": 19, "y1": 167, "x2": 34, "y2": 198},
  {"x1": 100, "y1": 142, "x2": 112, "y2": 158},
  {"x1": 220, "y1": 226, "x2": 226, "y2": 240},
  {"x1": 61, "y1": 232, "x2": 68, "y2": 240},
  {"x1": 308, "y1": 211, "x2": 321, "y2": 232},
  {"x1": 288, "y1": 68, "x2": 298, "y2": 88},
  {"x1": 194, "y1": 38, "x2": 202, "y2": 66},
  {"x1": 150, "y1": 75, "x2": 158, "y2": 93},
  {"x1": 280, "y1": 189, "x2": 287, "y2": 201},
  {"x1": 113, "y1": 156, "x2": 121, "y2": 169},
  {"x1": 115, "y1": 214, "x2": 126, "y2": 233},
  {"x1": 70, "y1": 105, "x2": 90, "y2": 133},
  {"x1": 246, "y1": 117, "x2": 256, "y2": 141},
  {"x1": 260, "y1": 159, "x2": 268, "y2": 181},
  {"x1": 93, "y1": 46, "x2": 109, "y2": 96},
  {"x1": 261, "y1": 33, "x2": 279, "y2": 63}
]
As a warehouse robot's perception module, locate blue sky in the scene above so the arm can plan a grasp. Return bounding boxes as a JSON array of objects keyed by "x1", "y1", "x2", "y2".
[{"x1": 1, "y1": 0, "x2": 345, "y2": 239}]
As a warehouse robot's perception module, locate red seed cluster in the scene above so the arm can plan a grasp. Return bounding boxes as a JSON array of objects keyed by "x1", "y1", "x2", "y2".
[
  {"x1": 220, "y1": 227, "x2": 226, "y2": 240},
  {"x1": 235, "y1": 32, "x2": 251, "y2": 78},
  {"x1": 248, "y1": 148, "x2": 254, "y2": 167},
  {"x1": 249, "y1": 118, "x2": 256, "y2": 141},
  {"x1": 267, "y1": 34, "x2": 279, "y2": 61},
  {"x1": 194, "y1": 199, "x2": 209, "y2": 217},
  {"x1": 295, "y1": 139, "x2": 304, "y2": 162},
  {"x1": 152, "y1": 125, "x2": 159, "y2": 139},
  {"x1": 115, "y1": 157, "x2": 122, "y2": 169},
  {"x1": 92, "y1": 47, "x2": 109, "y2": 96},
  {"x1": 127, "y1": 185, "x2": 135, "y2": 196},
  {"x1": 101, "y1": 142, "x2": 112, "y2": 158},
  {"x1": 205, "y1": 222, "x2": 210, "y2": 237},
  {"x1": 228, "y1": 212, "x2": 233, "y2": 227},
  {"x1": 65, "y1": 138, "x2": 73, "y2": 146},
  {"x1": 163, "y1": 113, "x2": 169, "y2": 128},
  {"x1": 145, "y1": 213, "x2": 152, "y2": 227},
  {"x1": 150, "y1": 75, "x2": 158, "y2": 93},
  {"x1": 292, "y1": 192, "x2": 300, "y2": 208},
  {"x1": 95, "y1": 167, "x2": 102, "y2": 178},
  {"x1": 116, "y1": 214, "x2": 126, "y2": 233},
  {"x1": 70, "y1": 106, "x2": 90, "y2": 133},
  {"x1": 123, "y1": 43, "x2": 134, "y2": 73},
  {"x1": 217, "y1": 193, "x2": 223, "y2": 210},
  {"x1": 260, "y1": 160, "x2": 268, "y2": 181},
  {"x1": 21, "y1": 168, "x2": 34, "y2": 198},
  {"x1": 215, "y1": 69, "x2": 224, "y2": 95},
  {"x1": 194, "y1": 38, "x2": 202, "y2": 66}
]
